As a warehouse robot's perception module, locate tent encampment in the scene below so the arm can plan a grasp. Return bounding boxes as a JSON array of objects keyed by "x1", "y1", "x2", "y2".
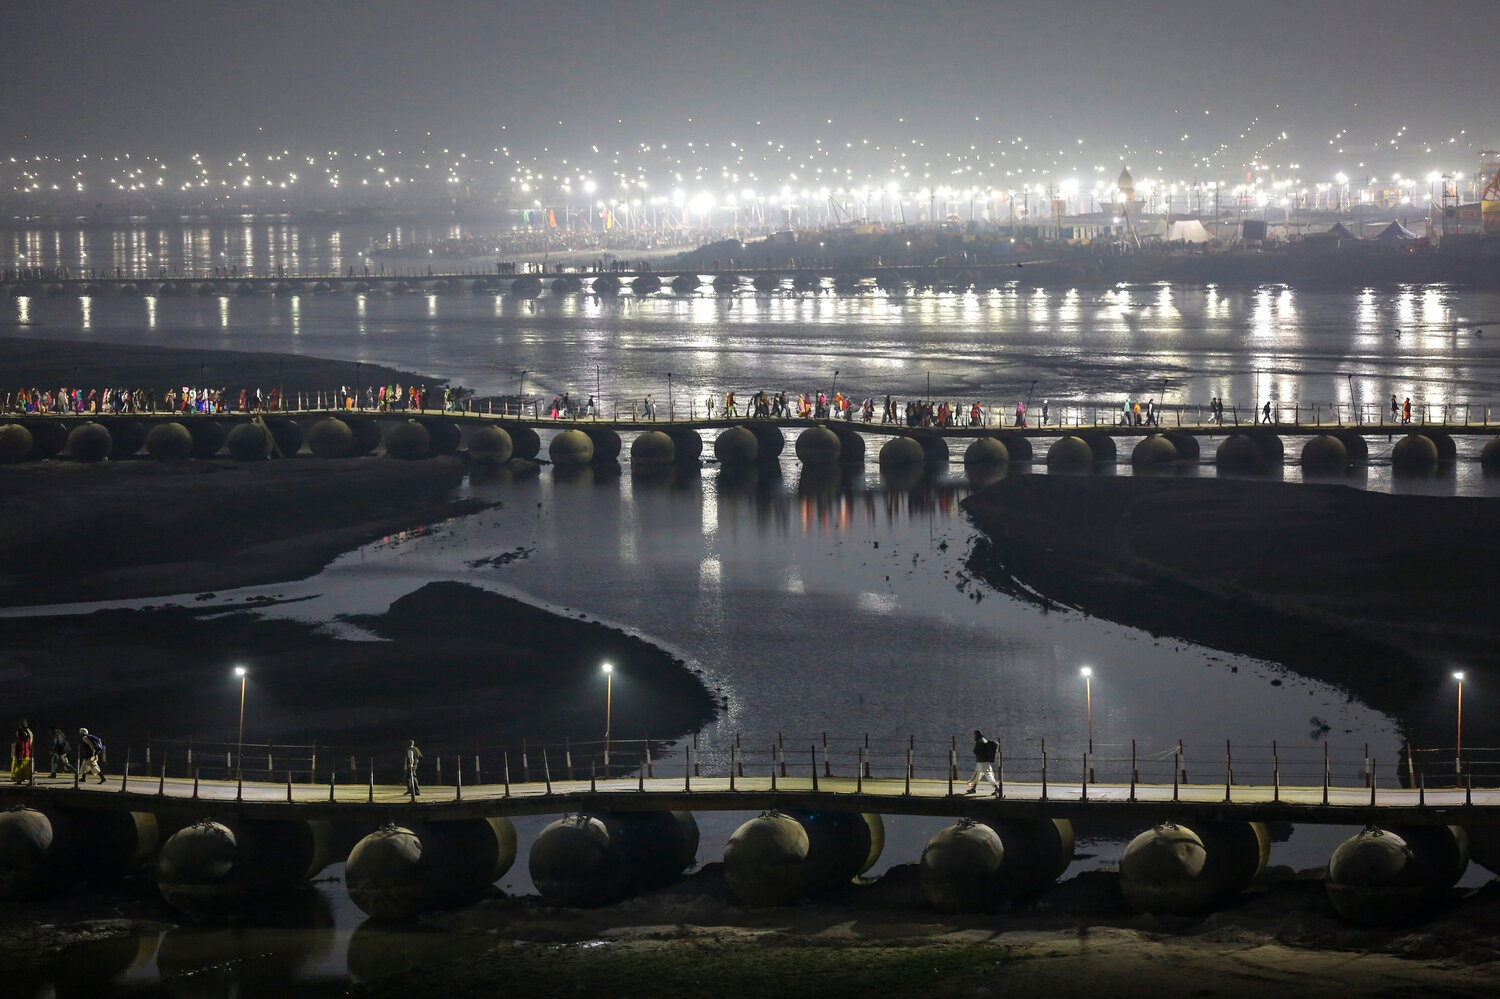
[
  {"x1": 1167, "y1": 219, "x2": 1212, "y2": 243},
  {"x1": 1316, "y1": 222, "x2": 1360, "y2": 239},
  {"x1": 1374, "y1": 220, "x2": 1420, "y2": 241}
]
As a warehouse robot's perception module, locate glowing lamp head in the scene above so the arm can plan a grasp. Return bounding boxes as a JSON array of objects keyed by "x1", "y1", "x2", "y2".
[
  {"x1": 1454, "y1": 671, "x2": 1465, "y2": 681},
  {"x1": 1080, "y1": 666, "x2": 1093, "y2": 678},
  {"x1": 602, "y1": 662, "x2": 613, "y2": 674},
  {"x1": 234, "y1": 666, "x2": 247, "y2": 678}
]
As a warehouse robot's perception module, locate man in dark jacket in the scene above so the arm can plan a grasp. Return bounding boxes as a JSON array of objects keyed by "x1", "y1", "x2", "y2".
[{"x1": 965, "y1": 729, "x2": 999, "y2": 795}]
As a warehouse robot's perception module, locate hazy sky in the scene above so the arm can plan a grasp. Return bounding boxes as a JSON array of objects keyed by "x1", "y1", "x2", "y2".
[{"x1": 5, "y1": 0, "x2": 1497, "y2": 178}]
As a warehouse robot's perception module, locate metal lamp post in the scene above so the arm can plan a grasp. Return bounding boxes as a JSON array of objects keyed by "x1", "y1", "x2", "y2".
[
  {"x1": 234, "y1": 666, "x2": 247, "y2": 779},
  {"x1": 1081, "y1": 666, "x2": 1094, "y2": 782},
  {"x1": 602, "y1": 662, "x2": 613, "y2": 768},
  {"x1": 1455, "y1": 671, "x2": 1465, "y2": 777}
]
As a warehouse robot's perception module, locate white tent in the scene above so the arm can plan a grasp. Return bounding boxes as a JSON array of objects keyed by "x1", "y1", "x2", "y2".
[
  {"x1": 1133, "y1": 218, "x2": 1169, "y2": 239},
  {"x1": 1166, "y1": 219, "x2": 1213, "y2": 243}
]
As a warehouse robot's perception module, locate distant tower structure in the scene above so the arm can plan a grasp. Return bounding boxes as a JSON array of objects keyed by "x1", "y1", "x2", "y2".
[{"x1": 1117, "y1": 166, "x2": 1136, "y2": 204}]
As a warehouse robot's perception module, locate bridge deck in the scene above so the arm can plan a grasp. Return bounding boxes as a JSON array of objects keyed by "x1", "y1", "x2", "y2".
[
  {"x1": 8, "y1": 408, "x2": 1495, "y2": 440},
  {"x1": 9, "y1": 773, "x2": 1497, "y2": 826}
]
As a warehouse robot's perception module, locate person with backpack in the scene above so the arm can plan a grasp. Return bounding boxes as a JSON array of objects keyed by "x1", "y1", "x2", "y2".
[
  {"x1": 403, "y1": 740, "x2": 424, "y2": 797},
  {"x1": 965, "y1": 729, "x2": 1000, "y2": 795},
  {"x1": 48, "y1": 727, "x2": 72, "y2": 778},
  {"x1": 78, "y1": 727, "x2": 105, "y2": 784}
]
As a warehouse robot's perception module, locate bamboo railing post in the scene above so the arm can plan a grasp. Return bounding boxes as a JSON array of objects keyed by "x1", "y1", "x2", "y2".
[
  {"x1": 1273, "y1": 740, "x2": 1280, "y2": 802},
  {"x1": 1041, "y1": 738, "x2": 1048, "y2": 800}
]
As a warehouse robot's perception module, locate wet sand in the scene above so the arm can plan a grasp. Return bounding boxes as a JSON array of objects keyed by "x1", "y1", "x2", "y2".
[
  {"x1": 348, "y1": 864, "x2": 1500, "y2": 998},
  {"x1": 0, "y1": 457, "x2": 486, "y2": 607}
]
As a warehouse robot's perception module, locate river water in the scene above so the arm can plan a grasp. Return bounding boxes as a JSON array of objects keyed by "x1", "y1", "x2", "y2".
[{"x1": 5, "y1": 222, "x2": 1498, "y2": 994}]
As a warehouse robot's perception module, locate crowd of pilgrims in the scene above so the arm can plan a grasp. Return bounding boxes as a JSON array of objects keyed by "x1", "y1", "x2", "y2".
[
  {"x1": 6, "y1": 385, "x2": 282, "y2": 415},
  {"x1": 4, "y1": 382, "x2": 443, "y2": 416},
  {"x1": 582, "y1": 389, "x2": 1034, "y2": 427}
]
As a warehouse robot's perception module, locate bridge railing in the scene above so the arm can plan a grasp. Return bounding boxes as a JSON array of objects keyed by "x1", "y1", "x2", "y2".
[
  {"x1": 7, "y1": 394, "x2": 1498, "y2": 431},
  {"x1": 75, "y1": 732, "x2": 1500, "y2": 798}
]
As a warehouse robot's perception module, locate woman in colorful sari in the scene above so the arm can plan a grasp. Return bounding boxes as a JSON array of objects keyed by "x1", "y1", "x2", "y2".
[{"x1": 10, "y1": 718, "x2": 33, "y2": 783}]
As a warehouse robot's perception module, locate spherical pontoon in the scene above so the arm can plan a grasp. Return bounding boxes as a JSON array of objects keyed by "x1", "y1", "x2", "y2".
[
  {"x1": 306, "y1": 418, "x2": 355, "y2": 458},
  {"x1": 0, "y1": 424, "x2": 36, "y2": 463},
  {"x1": 920, "y1": 820, "x2": 1005, "y2": 913},
  {"x1": 467, "y1": 425, "x2": 514, "y2": 465},
  {"x1": 964, "y1": 437, "x2": 1009, "y2": 466},
  {"x1": 663, "y1": 428, "x2": 702, "y2": 463},
  {"x1": 723, "y1": 811, "x2": 810, "y2": 907},
  {"x1": 794, "y1": 426, "x2": 842, "y2": 464},
  {"x1": 1045, "y1": 436, "x2": 1093, "y2": 470},
  {"x1": 1131, "y1": 434, "x2": 1177, "y2": 466},
  {"x1": 345, "y1": 818, "x2": 517, "y2": 919},
  {"x1": 1391, "y1": 434, "x2": 1439, "y2": 472},
  {"x1": 144, "y1": 422, "x2": 194, "y2": 461},
  {"x1": 383, "y1": 421, "x2": 432, "y2": 460},
  {"x1": 631, "y1": 430, "x2": 676, "y2": 466},
  {"x1": 747, "y1": 424, "x2": 785, "y2": 460},
  {"x1": 880, "y1": 436, "x2": 926, "y2": 467},
  {"x1": 1301, "y1": 434, "x2": 1348, "y2": 471},
  {"x1": 67, "y1": 423, "x2": 113, "y2": 462},
  {"x1": 714, "y1": 427, "x2": 758, "y2": 465},
  {"x1": 548, "y1": 429, "x2": 595, "y2": 467},
  {"x1": 225, "y1": 422, "x2": 273, "y2": 461}
]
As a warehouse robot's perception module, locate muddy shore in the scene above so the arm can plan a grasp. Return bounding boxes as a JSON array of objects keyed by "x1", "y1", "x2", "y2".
[
  {"x1": 7, "y1": 861, "x2": 1499, "y2": 997},
  {"x1": 0, "y1": 335, "x2": 438, "y2": 401},
  {"x1": 961, "y1": 475, "x2": 1500, "y2": 749}
]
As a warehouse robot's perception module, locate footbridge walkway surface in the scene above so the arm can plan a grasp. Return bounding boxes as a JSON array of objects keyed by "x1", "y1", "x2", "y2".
[{"x1": 10, "y1": 766, "x2": 1500, "y2": 828}]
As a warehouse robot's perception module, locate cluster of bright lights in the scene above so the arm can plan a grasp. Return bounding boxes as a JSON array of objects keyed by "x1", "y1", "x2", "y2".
[{"x1": 1, "y1": 108, "x2": 1493, "y2": 218}]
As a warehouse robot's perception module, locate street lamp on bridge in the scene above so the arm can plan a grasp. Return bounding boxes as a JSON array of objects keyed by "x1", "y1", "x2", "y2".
[
  {"x1": 233, "y1": 666, "x2": 248, "y2": 779},
  {"x1": 1455, "y1": 671, "x2": 1465, "y2": 777},
  {"x1": 602, "y1": 661, "x2": 614, "y2": 766},
  {"x1": 1081, "y1": 666, "x2": 1094, "y2": 782}
]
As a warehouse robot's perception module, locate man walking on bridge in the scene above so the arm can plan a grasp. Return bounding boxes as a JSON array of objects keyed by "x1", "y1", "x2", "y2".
[
  {"x1": 78, "y1": 728, "x2": 105, "y2": 783},
  {"x1": 965, "y1": 730, "x2": 1000, "y2": 795},
  {"x1": 404, "y1": 740, "x2": 423, "y2": 797}
]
